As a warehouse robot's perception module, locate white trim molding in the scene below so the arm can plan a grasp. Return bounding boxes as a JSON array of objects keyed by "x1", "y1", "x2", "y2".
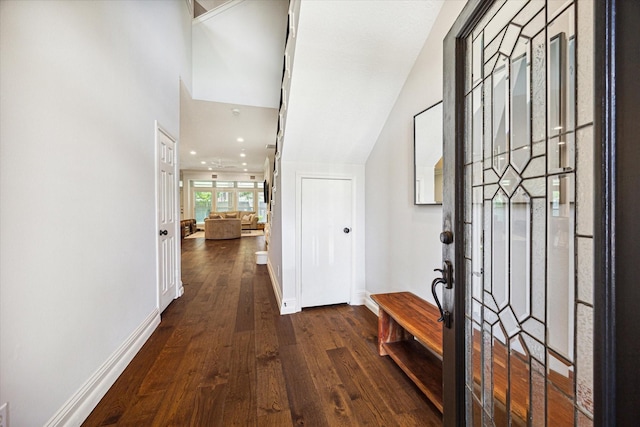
[
  {"x1": 351, "y1": 289, "x2": 367, "y2": 306},
  {"x1": 364, "y1": 291, "x2": 379, "y2": 316},
  {"x1": 267, "y1": 258, "x2": 296, "y2": 315},
  {"x1": 45, "y1": 309, "x2": 161, "y2": 427}
]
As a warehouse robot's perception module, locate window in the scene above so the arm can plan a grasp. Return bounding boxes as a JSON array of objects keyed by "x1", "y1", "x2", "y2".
[
  {"x1": 238, "y1": 191, "x2": 254, "y2": 212},
  {"x1": 216, "y1": 190, "x2": 234, "y2": 212},
  {"x1": 194, "y1": 191, "x2": 212, "y2": 223},
  {"x1": 190, "y1": 180, "x2": 263, "y2": 221},
  {"x1": 215, "y1": 181, "x2": 234, "y2": 188},
  {"x1": 257, "y1": 191, "x2": 267, "y2": 223}
]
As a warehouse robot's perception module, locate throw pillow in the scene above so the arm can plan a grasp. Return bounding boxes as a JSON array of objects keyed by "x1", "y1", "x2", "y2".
[
  {"x1": 225, "y1": 213, "x2": 238, "y2": 218},
  {"x1": 242, "y1": 215, "x2": 250, "y2": 221},
  {"x1": 210, "y1": 214, "x2": 221, "y2": 219}
]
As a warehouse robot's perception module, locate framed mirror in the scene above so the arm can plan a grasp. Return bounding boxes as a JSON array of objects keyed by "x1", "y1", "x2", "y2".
[{"x1": 414, "y1": 101, "x2": 443, "y2": 204}]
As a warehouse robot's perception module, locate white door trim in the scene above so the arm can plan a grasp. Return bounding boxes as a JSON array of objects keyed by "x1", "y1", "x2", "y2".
[
  {"x1": 295, "y1": 172, "x2": 357, "y2": 312},
  {"x1": 155, "y1": 121, "x2": 183, "y2": 313}
]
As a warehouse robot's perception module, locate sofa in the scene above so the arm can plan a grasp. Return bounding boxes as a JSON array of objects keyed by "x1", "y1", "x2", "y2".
[
  {"x1": 208, "y1": 211, "x2": 258, "y2": 230},
  {"x1": 204, "y1": 218, "x2": 241, "y2": 240}
]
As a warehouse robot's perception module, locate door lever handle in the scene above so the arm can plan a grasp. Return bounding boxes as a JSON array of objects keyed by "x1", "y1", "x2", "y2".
[
  {"x1": 431, "y1": 277, "x2": 446, "y2": 322},
  {"x1": 431, "y1": 260, "x2": 453, "y2": 327}
]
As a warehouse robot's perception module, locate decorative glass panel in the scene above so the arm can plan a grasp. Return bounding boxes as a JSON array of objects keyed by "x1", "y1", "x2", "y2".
[
  {"x1": 509, "y1": 335, "x2": 530, "y2": 425},
  {"x1": 576, "y1": 304, "x2": 594, "y2": 416},
  {"x1": 547, "y1": 174, "x2": 575, "y2": 362},
  {"x1": 492, "y1": 59, "x2": 509, "y2": 175},
  {"x1": 472, "y1": 322, "x2": 483, "y2": 402},
  {"x1": 531, "y1": 358, "x2": 546, "y2": 427},
  {"x1": 473, "y1": 33, "x2": 483, "y2": 87},
  {"x1": 492, "y1": 324, "x2": 508, "y2": 427},
  {"x1": 576, "y1": 125, "x2": 594, "y2": 235},
  {"x1": 462, "y1": 0, "x2": 593, "y2": 424},
  {"x1": 510, "y1": 38, "x2": 531, "y2": 173},
  {"x1": 510, "y1": 187, "x2": 530, "y2": 321},
  {"x1": 577, "y1": 237, "x2": 594, "y2": 305},
  {"x1": 531, "y1": 31, "x2": 546, "y2": 143},
  {"x1": 492, "y1": 190, "x2": 509, "y2": 309},
  {"x1": 577, "y1": 0, "x2": 594, "y2": 127}
]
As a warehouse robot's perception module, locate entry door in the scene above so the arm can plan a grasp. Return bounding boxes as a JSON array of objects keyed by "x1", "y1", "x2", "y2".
[
  {"x1": 441, "y1": 1, "x2": 595, "y2": 425},
  {"x1": 157, "y1": 126, "x2": 179, "y2": 313},
  {"x1": 300, "y1": 178, "x2": 352, "y2": 308}
]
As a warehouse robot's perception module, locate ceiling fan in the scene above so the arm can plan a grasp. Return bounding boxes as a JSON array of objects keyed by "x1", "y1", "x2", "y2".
[{"x1": 210, "y1": 158, "x2": 236, "y2": 169}]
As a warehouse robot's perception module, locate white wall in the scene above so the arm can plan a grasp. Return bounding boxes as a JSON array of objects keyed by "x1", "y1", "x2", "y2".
[
  {"x1": 364, "y1": 1, "x2": 466, "y2": 305},
  {"x1": 0, "y1": 1, "x2": 191, "y2": 425}
]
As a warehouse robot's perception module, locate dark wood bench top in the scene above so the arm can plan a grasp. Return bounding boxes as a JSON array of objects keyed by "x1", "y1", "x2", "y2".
[{"x1": 371, "y1": 292, "x2": 443, "y2": 358}]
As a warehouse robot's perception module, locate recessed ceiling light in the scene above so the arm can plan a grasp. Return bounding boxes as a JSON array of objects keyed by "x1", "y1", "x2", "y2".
[
  {"x1": 242, "y1": 162, "x2": 247, "y2": 166},
  {"x1": 208, "y1": 167, "x2": 212, "y2": 171},
  {"x1": 244, "y1": 169, "x2": 248, "y2": 172},
  {"x1": 201, "y1": 161, "x2": 206, "y2": 164},
  {"x1": 240, "y1": 153, "x2": 246, "y2": 157},
  {"x1": 237, "y1": 137, "x2": 244, "y2": 143},
  {"x1": 190, "y1": 150, "x2": 197, "y2": 155}
]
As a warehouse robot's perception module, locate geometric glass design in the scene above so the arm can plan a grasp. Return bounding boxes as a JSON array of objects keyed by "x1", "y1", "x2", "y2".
[
  {"x1": 499, "y1": 165, "x2": 522, "y2": 197},
  {"x1": 462, "y1": 0, "x2": 594, "y2": 424}
]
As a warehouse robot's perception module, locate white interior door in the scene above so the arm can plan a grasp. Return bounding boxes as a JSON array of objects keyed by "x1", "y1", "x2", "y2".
[
  {"x1": 157, "y1": 126, "x2": 179, "y2": 312},
  {"x1": 300, "y1": 178, "x2": 352, "y2": 308}
]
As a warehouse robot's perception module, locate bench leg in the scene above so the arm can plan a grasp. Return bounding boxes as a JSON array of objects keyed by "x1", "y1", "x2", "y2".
[{"x1": 377, "y1": 309, "x2": 414, "y2": 356}]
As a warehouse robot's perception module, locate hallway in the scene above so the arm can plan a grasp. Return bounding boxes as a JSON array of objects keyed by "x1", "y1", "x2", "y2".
[{"x1": 83, "y1": 236, "x2": 442, "y2": 426}]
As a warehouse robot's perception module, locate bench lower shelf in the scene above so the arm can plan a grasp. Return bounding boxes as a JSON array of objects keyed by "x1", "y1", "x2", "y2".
[{"x1": 382, "y1": 339, "x2": 443, "y2": 413}]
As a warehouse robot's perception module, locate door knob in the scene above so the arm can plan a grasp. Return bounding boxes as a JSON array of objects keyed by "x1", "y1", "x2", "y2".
[
  {"x1": 440, "y1": 230, "x2": 454, "y2": 244},
  {"x1": 343, "y1": 227, "x2": 351, "y2": 234},
  {"x1": 159, "y1": 229, "x2": 168, "y2": 236}
]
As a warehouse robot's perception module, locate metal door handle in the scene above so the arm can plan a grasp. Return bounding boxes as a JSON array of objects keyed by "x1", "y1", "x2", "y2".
[
  {"x1": 431, "y1": 277, "x2": 446, "y2": 322},
  {"x1": 159, "y1": 229, "x2": 168, "y2": 236},
  {"x1": 431, "y1": 261, "x2": 453, "y2": 328}
]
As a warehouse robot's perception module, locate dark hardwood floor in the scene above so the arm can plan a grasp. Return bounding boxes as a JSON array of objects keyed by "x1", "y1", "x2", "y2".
[{"x1": 83, "y1": 235, "x2": 442, "y2": 426}]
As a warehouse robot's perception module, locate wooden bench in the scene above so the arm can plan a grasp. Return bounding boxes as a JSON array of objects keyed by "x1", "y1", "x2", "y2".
[{"x1": 371, "y1": 292, "x2": 443, "y2": 412}]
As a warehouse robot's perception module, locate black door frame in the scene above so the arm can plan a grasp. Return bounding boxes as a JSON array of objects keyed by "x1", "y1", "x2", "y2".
[{"x1": 442, "y1": 0, "x2": 639, "y2": 425}]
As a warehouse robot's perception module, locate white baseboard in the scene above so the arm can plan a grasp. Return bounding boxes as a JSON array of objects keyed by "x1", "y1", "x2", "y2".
[
  {"x1": 280, "y1": 298, "x2": 297, "y2": 315},
  {"x1": 45, "y1": 309, "x2": 161, "y2": 427},
  {"x1": 177, "y1": 280, "x2": 184, "y2": 298},
  {"x1": 364, "y1": 291, "x2": 379, "y2": 316},
  {"x1": 350, "y1": 289, "x2": 366, "y2": 306},
  {"x1": 266, "y1": 259, "x2": 296, "y2": 315}
]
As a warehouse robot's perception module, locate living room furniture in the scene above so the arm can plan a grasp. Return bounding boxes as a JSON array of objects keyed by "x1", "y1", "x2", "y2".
[
  {"x1": 371, "y1": 292, "x2": 443, "y2": 412},
  {"x1": 208, "y1": 211, "x2": 258, "y2": 230},
  {"x1": 204, "y1": 218, "x2": 241, "y2": 240},
  {"x1": 180, "y1": 219, "x2": 197, "y2": 239},
  {"x1": 241, "y1": 213, "x2": 258, "y2": 230}
]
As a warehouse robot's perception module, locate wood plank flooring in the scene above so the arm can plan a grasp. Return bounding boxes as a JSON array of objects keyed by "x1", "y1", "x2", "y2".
[{"x1": 82, "y1": 236, "x2": 442, "y2": 426}]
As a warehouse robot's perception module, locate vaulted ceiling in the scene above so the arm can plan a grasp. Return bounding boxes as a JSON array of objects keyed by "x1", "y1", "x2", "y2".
[
  {"x1": 283, "y1": 0, "x2": 444, "y2": 164},
  {"x1": 180, "y1": 0, "x2": 445, "y2": 173}
]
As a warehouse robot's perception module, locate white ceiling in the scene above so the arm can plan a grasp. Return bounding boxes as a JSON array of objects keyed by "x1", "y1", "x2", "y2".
[
  {"x1": 180, "y1": 84, "x2": 278, "y2": 172},
  {"x1": 181, "y1": 0, "x2": 446, "y2": 173},
  {"x1": 181, "y1": 0, "x2": 288, "y2": 174},
  {"x1": 191, "y1": 0, "x2": 288, "y2": 108},
  {"x1": 283, "y1": 0, "x2": 444, "y2": 164}
]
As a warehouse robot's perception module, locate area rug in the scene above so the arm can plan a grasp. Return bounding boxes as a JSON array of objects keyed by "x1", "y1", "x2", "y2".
[
  {"x1": 185, "y1": 231, "x2": 204, "y2": 239},
  {"x1": 241, "y1": 229, "x2": 264, "y2": 237}
]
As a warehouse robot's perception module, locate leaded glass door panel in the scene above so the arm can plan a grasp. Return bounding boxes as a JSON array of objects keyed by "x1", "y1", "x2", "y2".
[{"x1": 442, "y1": 1, "x2": 595, "y2": 425}]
